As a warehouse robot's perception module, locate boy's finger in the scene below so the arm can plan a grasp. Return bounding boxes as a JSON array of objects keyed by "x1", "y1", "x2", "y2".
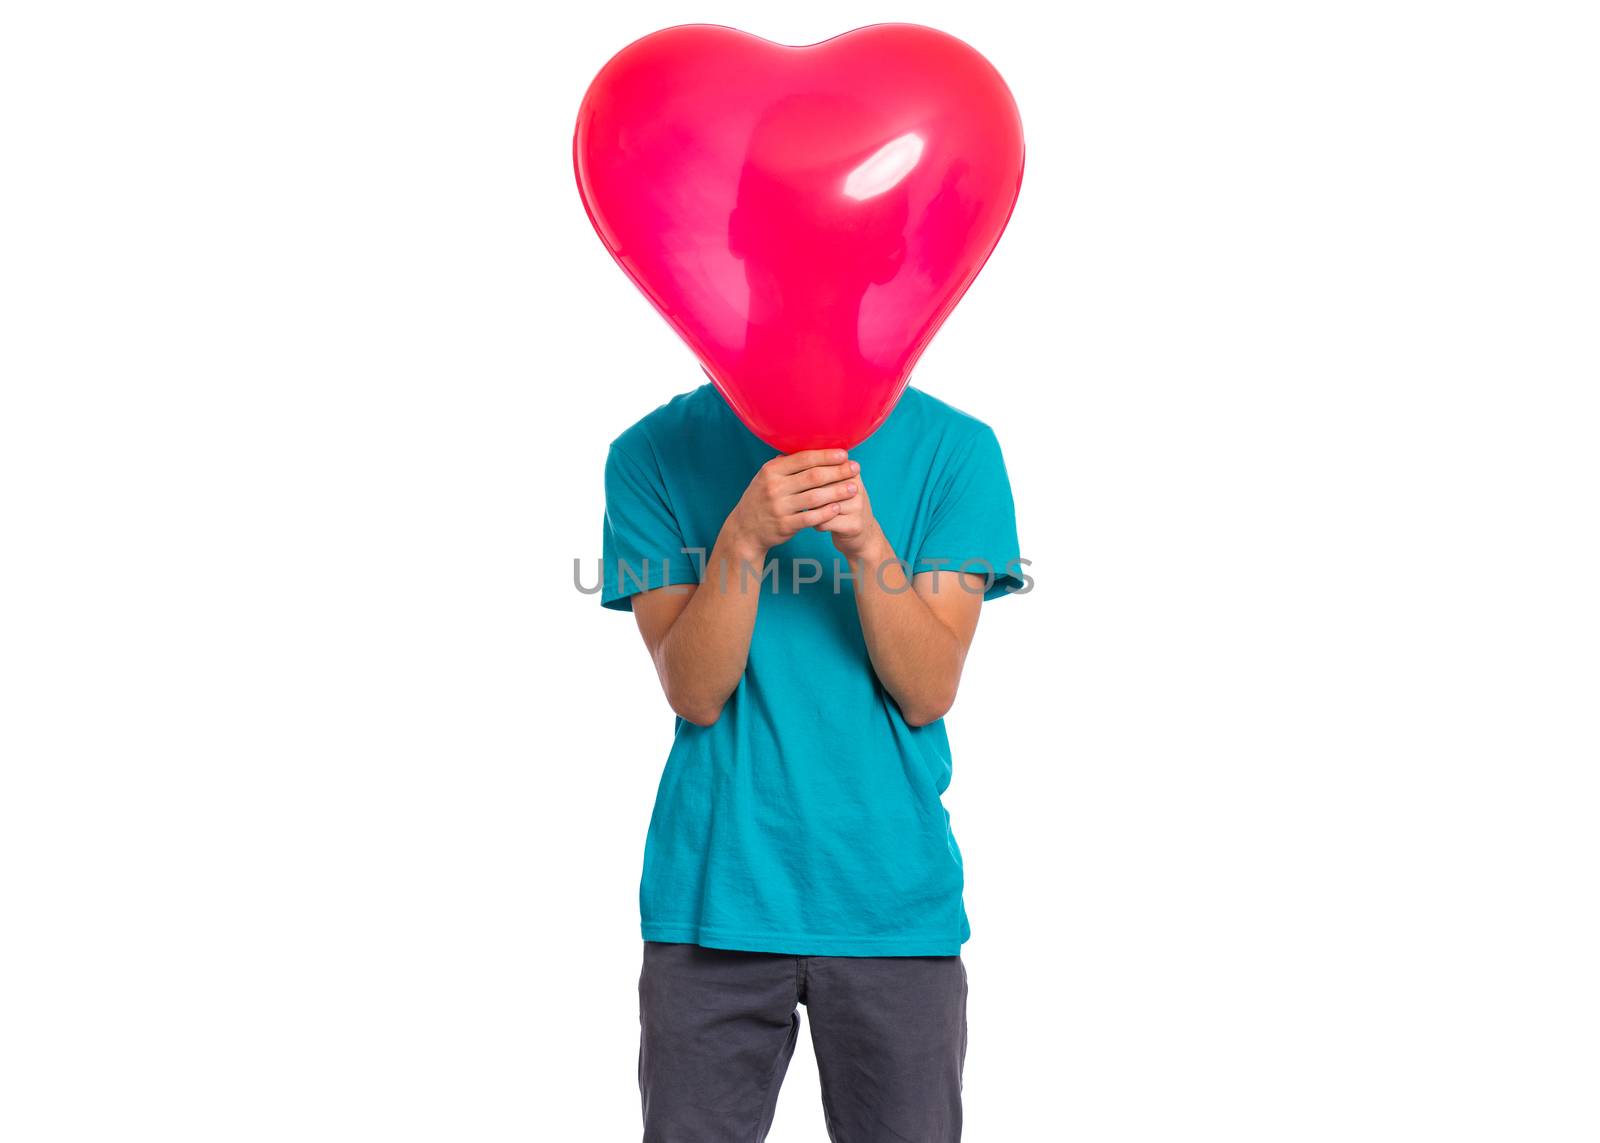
[
  {"x1": 770, "y1": 448, "x2": 849, "y2": 475},
  {"x1": 793, "y1": 501, "x2": 844, "y2": 529},
  {"x1": 784, "y1": 462, "x2": 858, "y2": 491},
  {"x1": 785, "y1": 479, "x2": 858, "y2": 511}
]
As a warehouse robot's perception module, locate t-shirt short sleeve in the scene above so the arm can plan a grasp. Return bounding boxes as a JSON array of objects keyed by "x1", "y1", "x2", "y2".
[
  {"x1": 910, "y1": 425, "x2": 1025, "y2": 601},
  {"x1": 600, "y1": 442, "x2": 701, "y2": 611}
]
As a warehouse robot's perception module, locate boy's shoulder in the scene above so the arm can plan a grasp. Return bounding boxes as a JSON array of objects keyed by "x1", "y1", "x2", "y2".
[
  {"x1": 897, "y1": 386, "x2": 1003, "y2": 448},
  {"x1": 607, "y1": 383, "x2": 724, "y2": 462}
]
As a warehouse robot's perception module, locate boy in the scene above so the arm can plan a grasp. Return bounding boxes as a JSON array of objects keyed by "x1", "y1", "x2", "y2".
[{"x1": 601, "y1": 380, "x2": 1022, "y2": 1142}]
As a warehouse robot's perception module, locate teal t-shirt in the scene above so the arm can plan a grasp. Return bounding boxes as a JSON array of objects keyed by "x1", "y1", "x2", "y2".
[{"x1": 601, "y1": 383, "x2": 1024, "y2": 955}]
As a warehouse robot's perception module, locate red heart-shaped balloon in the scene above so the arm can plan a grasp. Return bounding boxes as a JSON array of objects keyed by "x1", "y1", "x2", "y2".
[{"x1": 574, "y1": 23, "x2": 1025, "y2": 452}]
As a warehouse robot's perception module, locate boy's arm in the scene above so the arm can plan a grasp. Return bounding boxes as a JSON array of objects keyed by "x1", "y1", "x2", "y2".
[
  {"x1": 820, "y1": 479, "x2": 986, "y2": 727},
  {"x1": 631, "y1": 449, "x2": 858, "y2": 726},
  {"x1": 630, "y1": 524, "x2": 761, "y2": 728}
]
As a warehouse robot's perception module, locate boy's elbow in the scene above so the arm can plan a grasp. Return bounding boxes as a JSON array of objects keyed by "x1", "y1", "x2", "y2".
[
  {"x1": 671, "y1": 695, "x2": 725, "y2": 727},
  {"x1": 655, "y1": 661, "x2": 727, "y2": 727},
  {"x1": 902, "y1": 689, "x2": 957, "y2": 728}
]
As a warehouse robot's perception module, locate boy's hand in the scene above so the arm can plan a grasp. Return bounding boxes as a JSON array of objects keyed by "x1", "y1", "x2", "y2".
[
  {"x1": 723, "y1": 449, "x2": 860, "y2": 558},
  {"x1": 817, "y1": 473, "x2": 888, "y2": 563}
]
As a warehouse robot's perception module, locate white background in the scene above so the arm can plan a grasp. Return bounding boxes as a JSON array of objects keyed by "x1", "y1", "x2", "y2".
[{"x1": 2, "y1": 2, "x2": 1596, "y2": 1140}]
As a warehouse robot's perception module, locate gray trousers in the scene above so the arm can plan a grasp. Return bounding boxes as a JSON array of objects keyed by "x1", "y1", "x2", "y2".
[{"x1": 638, "y1": 940, "x2": 967, "y2": 1142}]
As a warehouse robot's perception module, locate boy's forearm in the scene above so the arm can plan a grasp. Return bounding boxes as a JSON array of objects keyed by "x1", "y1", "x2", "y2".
[
  {"x1": 849, "y1": 538, "x2": 966, "y2": 727},
  {"x1": 653, "y1": 525, "x2": 768, "y2": 726}
]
